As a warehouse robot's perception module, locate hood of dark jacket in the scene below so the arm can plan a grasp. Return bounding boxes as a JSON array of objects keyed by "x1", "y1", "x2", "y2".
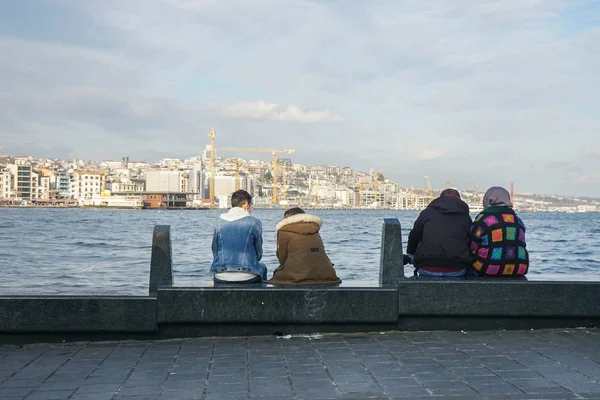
[
  {"x1": 276, "y1": 213, "x2": 321, "y2": 235},
  {"x1": 428, "y1": 196, "x2": 470, "y2": 215}
]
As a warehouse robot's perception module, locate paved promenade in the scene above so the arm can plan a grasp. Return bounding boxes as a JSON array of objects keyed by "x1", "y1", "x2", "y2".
[{"x1": 1, "y1": 329, "x2": 600, "y2": 400}]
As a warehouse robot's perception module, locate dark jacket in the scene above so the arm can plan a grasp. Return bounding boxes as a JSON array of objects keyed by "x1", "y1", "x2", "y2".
[
  {"x1": 406, "y1": 196, "x2": 473, "y2": 270},
  {"x1": 266, "y1": 213, "x2": 341, "y2": 285}
]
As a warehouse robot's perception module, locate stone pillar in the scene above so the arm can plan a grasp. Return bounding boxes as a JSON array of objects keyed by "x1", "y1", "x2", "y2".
[
  {"x1": 149, "y1": 225, "x2": 173, "y2": 296},
  {"x1": 379, "y1": 218, "x2": 404, "y2": 285}
]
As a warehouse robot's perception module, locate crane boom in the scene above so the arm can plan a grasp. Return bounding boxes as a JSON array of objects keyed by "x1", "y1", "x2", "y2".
[
  {"x1": 424, "y1": 176, "x2": 433, "y2": 200},
  {"x1": 208, "y1": 127, "x2": 216, "y2": 204},
  {"x1": 217, "y1": 147, "x2": 295, "y2": 204}
]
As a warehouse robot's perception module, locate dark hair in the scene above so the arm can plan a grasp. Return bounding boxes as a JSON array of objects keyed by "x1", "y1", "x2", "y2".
[
  {"x1": 284, "y1": 207, "x2": 305, "y2": 218},
  {"x1": 231, "y1": 190, "x2": 252, "y2": 208},
  {"x1": 440, "y1": 188, "x2": 461, "y2": 199}
]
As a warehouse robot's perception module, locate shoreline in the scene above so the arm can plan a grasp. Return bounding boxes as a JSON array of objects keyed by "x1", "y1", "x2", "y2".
[{"x1": 0, "y1": 205, "x2": 596, "y2": 212}]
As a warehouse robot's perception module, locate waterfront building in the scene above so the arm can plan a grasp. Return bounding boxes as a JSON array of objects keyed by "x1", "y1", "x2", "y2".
[
  {"x1": 146, "y1": 170, "x2": 188, "y2": 193},
  {"x1": 0, "y1": 170, "x2": 11, "y2": 199},
  {"x1": 71, "y1": 170, "x2": 104, "y2": 200},
  {"x1": 6, "y1": 162, "x2": 38, "y2": 200}
]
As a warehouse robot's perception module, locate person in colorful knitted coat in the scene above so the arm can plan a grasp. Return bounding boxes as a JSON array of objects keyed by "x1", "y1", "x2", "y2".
[{"x1": 468, "y1": 186, "x2": 529, "y2": 277}]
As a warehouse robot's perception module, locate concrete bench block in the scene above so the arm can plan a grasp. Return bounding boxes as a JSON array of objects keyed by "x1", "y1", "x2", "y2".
[
  {"x1": 157, "y1": 287, "x2": 399, "y2": 324},
  {"x1": 0, "y1": 297, "x2": 157, "y2": 332},
  {"x1": 397, "y1": 279, "x2": 600, "y2": 317}
]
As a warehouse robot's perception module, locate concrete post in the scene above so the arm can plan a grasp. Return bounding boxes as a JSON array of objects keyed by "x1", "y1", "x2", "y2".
[
  {"x1": 149, "y1": 225, "x2": 173, "y2": 296},
  {"x1": 379, "y1": 218, "x2": 404, "y2": 285}
]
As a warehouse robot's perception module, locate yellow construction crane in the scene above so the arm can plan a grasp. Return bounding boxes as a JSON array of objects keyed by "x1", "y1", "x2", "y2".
[
  {"x1": 226, "y1": 158, "x2": 244, "y2": 191},
  {"x1": 359, "y1": 181, "x2": 371, "y2": 206},
  {"x1": 280, "y1": 162, "x2": 288, "y2": 201},
  {"x1": 424, "y1": 176, "x2": 433, "y2": 200},
  {"x1": 218, "y1": 148, "x2": 295, "y2": 204},
  {"x1": 409, "y1": 185, "x2": 415, "y2": 209},
  {"x1": 208, "y1": 127, "x2": 216, "y2": 203},
  {"x1": 372, "y1": 168, "x2": 391, "y2": 207}
]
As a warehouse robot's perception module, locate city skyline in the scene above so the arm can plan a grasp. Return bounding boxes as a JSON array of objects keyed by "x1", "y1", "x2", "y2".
[
  {"x1": 1, "y1": 1, "x2": 600, "y2": 197},
  {"x1": 1, "y1": 152, "x2": 599, "y2": 202}
]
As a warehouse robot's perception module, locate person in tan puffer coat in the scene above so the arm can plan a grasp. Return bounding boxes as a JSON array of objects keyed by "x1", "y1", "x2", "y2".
[{"x1": 266, "y1": 208, "x2": 341, "y2": 285}]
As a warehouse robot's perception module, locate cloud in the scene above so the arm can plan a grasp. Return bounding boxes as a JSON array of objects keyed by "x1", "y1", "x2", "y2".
[
  {"x1": 219, "y1": 101, "x2": 342, "y2": 123},
  {"x1": 482, "y1": 161, "x2": 511, "y2": 169},
  {"x1": 576, "y1": 175, "x2": 600, "y2": 185},
  {"x1": 585, "y1": 149, "x2": 600, "y2": 159},
  {"x1": 419, "y1": 150, "x2": 443, "y2": 161},
  {"x1": 544, "y1": 161, "x2": 570, "y2": 169}
]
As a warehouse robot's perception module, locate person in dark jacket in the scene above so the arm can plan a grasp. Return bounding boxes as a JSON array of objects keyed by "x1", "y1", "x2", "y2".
[{"x1": 406, "y1": 188, "x2": 473, "y2": 276}]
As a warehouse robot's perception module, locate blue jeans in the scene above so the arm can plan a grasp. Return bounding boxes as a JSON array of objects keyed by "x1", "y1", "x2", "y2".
[{"x1": 418, "y1": 268, "x2": 466, "y2": 277}]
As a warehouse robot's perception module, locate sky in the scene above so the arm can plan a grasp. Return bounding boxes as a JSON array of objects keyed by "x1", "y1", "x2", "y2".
[{"x1": 0, "y1": 0, "x2": 599, "y2": 197}]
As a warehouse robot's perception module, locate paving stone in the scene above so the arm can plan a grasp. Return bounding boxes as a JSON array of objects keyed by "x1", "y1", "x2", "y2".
[
  {"x1": 206, "y1": 382, "x2": 248, "y2": 393},
  {"x1": 471, "y1": 383, "x2": 523, "y2": 395},
  {"x1": 0, "y1": 379, "x2": 42, "y2": 388},
  {"x1": 164, "y1": 379, "x2": 204, "y2": 390},
  {"x1": 0, "y1": 387, "x2": 33, "y2": 397},
  {"x1": 75, "y1": 383, "x2": 121, "y2": 394},
  {"x1": 159, "y1": 388, "x2": 203, "y2": 400},
  {"x1": 295, "y1": 389, "x2": 338, "y2": 400},
  {"x1": 70, "y1": 393, "x2": 119, "y2": 400},
  {"x1": 204, "y1": 394, "x2": 248, "y2": 400},
  {"x1": 26, "y1": 389, "x2": 75, "y2": 400},
  {"x1": 249, "y1": 384, "x2": 293, "y2": 396},
  {"x1": 116, "y1": 385, "x2": 162, "y2": 396},
  {"x1": 383, "y1": 385, "x2": 430, "y2": 397},
  {"x1": 421, "y1": 380, "x2": 472, "y2": 390}
]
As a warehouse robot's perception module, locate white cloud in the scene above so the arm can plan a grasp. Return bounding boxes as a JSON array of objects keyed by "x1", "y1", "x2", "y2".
[
  {"x1": 419, "y1": 150, "x2": 443, "y2": 161},
  {"x1": 585, "y1": 149, "x2": 600, "y2": 159},
  {"x1": 219, "y1": 101, "x2": 342, "y2": 123},
  {"x1": 482, "y1": 161, "x2": 511, "y2": 169}
]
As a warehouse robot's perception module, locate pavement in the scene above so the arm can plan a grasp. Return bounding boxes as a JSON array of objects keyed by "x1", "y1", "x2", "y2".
[{"x1": 1, "y1": 329, "x2": 600, "y2": 400}]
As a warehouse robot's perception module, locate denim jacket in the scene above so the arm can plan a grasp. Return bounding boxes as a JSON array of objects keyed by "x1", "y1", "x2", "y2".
[{"x1": 210, "y1": 207, "x2": 264, "y2": 276}]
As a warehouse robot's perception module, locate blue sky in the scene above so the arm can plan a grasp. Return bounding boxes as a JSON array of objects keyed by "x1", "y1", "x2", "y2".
[{"x1": 0, "y1": 0, "x2": 599, "y2": 196}]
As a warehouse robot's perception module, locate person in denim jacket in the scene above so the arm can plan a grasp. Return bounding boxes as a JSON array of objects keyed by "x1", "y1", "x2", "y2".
[{"x1": 210, "y1": 190, "x2": 267, "y2": 283}]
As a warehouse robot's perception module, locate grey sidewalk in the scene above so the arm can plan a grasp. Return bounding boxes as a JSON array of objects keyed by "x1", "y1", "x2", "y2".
[{"x1": 1, "y1": 329, "x2": 600, "y2": 400}]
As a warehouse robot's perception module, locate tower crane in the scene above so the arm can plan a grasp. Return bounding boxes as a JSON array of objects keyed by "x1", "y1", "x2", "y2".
[
  {"x1": 208, "y1": 127, "x2": 216, "y2": 204},
  {"x1": 359, "y1": 181, "x2": 372, "y2": 206},
  {"x1": 226, "y1": 158, "x2": 244, "y2": 191},
  {"x1": 217, "y1": 148, "x2": 295, "y2": 204},
  {"x1": 372, "y1": 168, "x2": 391, "y2": 207},
  {"x1": 280, "y1": 162, "x2": 289, "y2": 201},
  {"x1": 424, "y1": 176, "x2": 433, "y2": 201}
]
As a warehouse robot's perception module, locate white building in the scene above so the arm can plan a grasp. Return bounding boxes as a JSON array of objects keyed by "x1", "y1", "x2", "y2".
[
  {"x1": 146, "y1": 170, "x2": 188, "y2": 192},
  {"x1": 106, "y1": 178, "x2": 145, "y2": 193},
  {"x1": 0, "y1": 170, "x2": 11, "y2": 199},
  {"x1": 71, "y1": 170, "x2": 104, "y2": 200},
  {"x1": 39, "y1": 176, "x2": 51, "y2": 200},
  {"x1": 6, "y1": 163, "x2": 39, "y2": 200},
  {"x1": 213, "y1": 175, "x2": 255, "y2": 198},
  {"x1": 188, "y1": 169, "x2": 207, "y2": 198}
]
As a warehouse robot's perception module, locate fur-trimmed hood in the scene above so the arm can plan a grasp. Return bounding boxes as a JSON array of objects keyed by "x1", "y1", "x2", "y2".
[{"x1": 276, "y1": 213, "x2": 322, "y2": 234}]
